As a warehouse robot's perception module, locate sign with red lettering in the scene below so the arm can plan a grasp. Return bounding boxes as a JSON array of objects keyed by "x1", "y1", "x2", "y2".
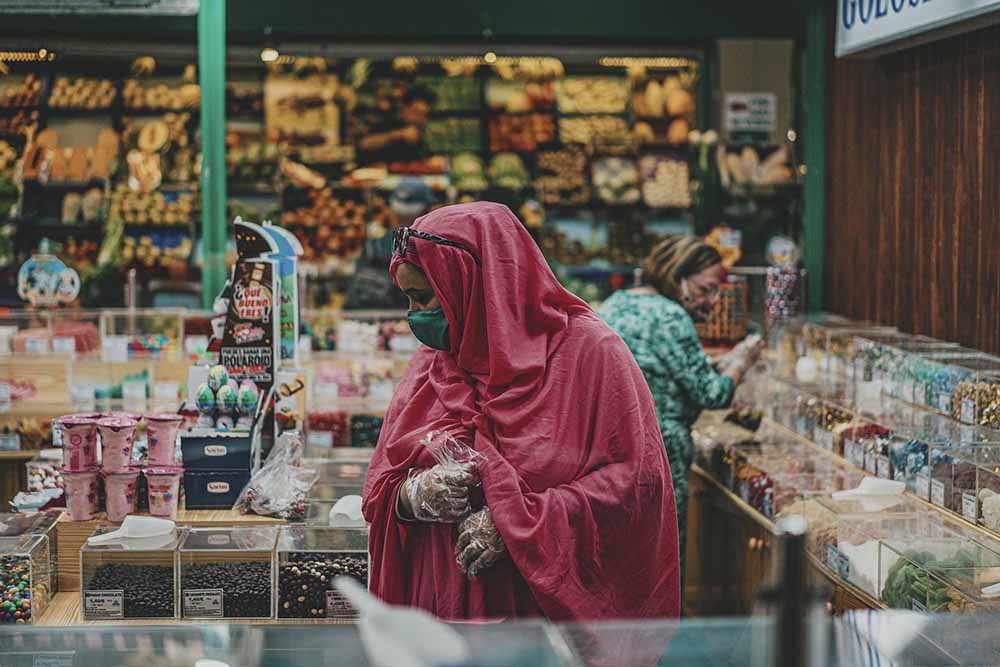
[{"x1": 221, "y1": 258, "x2": 280, "y2": 392}]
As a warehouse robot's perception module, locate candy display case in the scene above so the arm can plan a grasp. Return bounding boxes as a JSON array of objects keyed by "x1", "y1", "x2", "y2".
[
  {"x1": 801, "y1": 321, "x2": 896, "y2": 377},
  {"x1": 907, "y1": 351, "x2": 999, "y2": 414},
  {"x1": 875, "y1": 339, "x2": 959, "y2": 402},
  {"x1": 878, "y1": 527, "x2": 1000, "y2": 613},
  {"x1": 99, "y1": 308, "x2": 185, "y2": 360},
  {"x1": 0, "y1": 534, "x2": 51, "y2": 624},
  {"x1": 848, "y1": 331, "x2": 921, "y2": 390},
  {"x1": 275, "y1": 525, "x2": 368, "y2": 620},
  {"x1": 304, "y1": 397, "x2": 386, "y2": 454},
  {"x1": 810, "y1": 398, "x2": 855, "y2": 455},
  {"x1": 928, "y1": 445, "x2": 980, "y2": 516},
  {"x1": 951, "y1": 363, "x2": 1000, "y2": 430},
  {"x1": 80, "y1": 527, "x2": 181, "y2": 620},
  {"x1": 178, "y1": 526, "x2": 277, "y2": 619},
  {"x1": 885, "y1": 434, "x2": 929, "y2": 492}
]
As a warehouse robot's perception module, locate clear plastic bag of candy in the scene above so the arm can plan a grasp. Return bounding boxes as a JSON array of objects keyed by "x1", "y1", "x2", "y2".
[{"x1": 233, "y1": 431, "x2": 318, "y2": 520}]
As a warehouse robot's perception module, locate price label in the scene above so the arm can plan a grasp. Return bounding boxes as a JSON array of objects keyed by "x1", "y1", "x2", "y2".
[
  {"x1": 307, "y1": 431, "x2": 334, "y2": 449},
  {"x1": 183, "y1": 589, "x2": 223, "y2": 618},
  {"x1": 826, "y1": 544, "x2": 840, "y2": 573},
  {"x1": 963, "y1": 492, "x2": 979, "y2": 522},
  {"x1": 52, "y1": 336, "x2": 76, "y2": 356},
  {"x1": 153, "y1": 381, "x2": 180, "y2": 402},
  {"x1": 814, "y1": 427, "x2": 833, "y2": 451},
  {"x1": 960, "y1": 425, "x2": 978, "y2": 445},
  {"x1": 25, "y1": 337, "x2": 49, "y2": 355},
  {"x1": 326, "y1": 590, "x2": 355, "y2": 617},
  {"x1": 864, "y1": 449, "x2": 877, "y2": 475},
  {"x1": 837, "y1": 552, "x2": 851, "y2": 580},
  {"x1": 931, "y1": 479, "x2": 946, "y2": 508},
  {"x1": 315, "y1": 382, "x2": 339, "y2": 400},
  {"x1": 961, "y1": 399, "x2": 976, "y2": 425},
  {"x1": 70, "y1": 383, "x2": 96, "y2": 411},
  {"x1": 122, "y1": 380, "x2": 147, "y2": 412},
  {"x1": 103, "y1": 336, "x2": 129, "y2": 363},
  {"x1": 0, "y1": 433, "x2": 21, "y2": 451},
  {"x1": 877, "y1": 454, "x2": 891, "y2": 480},
  {"x1": 911, "y1": 598, "x2": 927, "y2": 612},
  {"x1": 0, "y1": 382, "x2": 11, "y2": 414},
  {"x1": 902, "y1": 380, "x2": 915, "y2": 404},
  {"x1": 939, "y1": 393, "x2": 952, "y2": 414},
  {"x1": 33, "y1": 654, "x2": 75, "y2": 667},
  {"x1": 84, "y1": 590, "x2": 123, "y2": 619},
  {"x1": 916, "y1": 471, "x2": 931, "y2": 500}
]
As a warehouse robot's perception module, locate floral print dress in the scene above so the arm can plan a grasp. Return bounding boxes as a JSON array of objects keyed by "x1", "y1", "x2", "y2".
[{"x1": 598, "y1": 290, "x2": 734, "y2": 567}]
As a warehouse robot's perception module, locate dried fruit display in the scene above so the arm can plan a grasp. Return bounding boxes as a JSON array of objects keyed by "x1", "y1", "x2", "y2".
[
  {"x1": 555, "y1": 77, "x2": 628, "y2": 113},
  {"x1": 0, "y1": 74, "x2": 42, "y2": 108},
  {"x1": 123, "y1": 80, "x2": 200, "y2": 111},
  {"x1": 559, "y1": 116, "x2": 628, "y2": 146},
  {"x1": 280, "y1": 189, "x2": 369, "y2": 265},
  {"x1": 488, "y1": 114, "x2": 554, "y2": 152},
  {"x1": 533, "y1": 146, "x2": 589, "y2": 206}
]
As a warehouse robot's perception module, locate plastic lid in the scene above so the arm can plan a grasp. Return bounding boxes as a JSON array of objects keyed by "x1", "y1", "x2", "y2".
[
  {"x1": 102, "y1": 467, "x2": 141, "y2": 477},
  {"x1": 144, "y1": 413, "x2": 183, "y2": 422},
  {"x1": 97, "y1": 416, "x2": 138, "y2": 429},
  {"x1": 144, "y1": 465, "x2": 184, "y2": 476},
  {"x1": 60, "y1": 414, "x2": 100, "y2": 425}
]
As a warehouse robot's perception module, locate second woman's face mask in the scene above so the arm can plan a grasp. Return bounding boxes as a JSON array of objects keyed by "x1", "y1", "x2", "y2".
[{"x1": 408, "y1": 307, "x2": 451, "y2": 351}]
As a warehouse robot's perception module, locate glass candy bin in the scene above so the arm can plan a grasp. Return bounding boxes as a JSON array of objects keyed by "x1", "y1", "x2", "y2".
[
  {"x1": 100, "y1": 308, "x2": 185, "y2": 360},
  {"x1": 879, "y1": 339, "x2": 959, "y2": 401},
  {"x1": 928, "y1": 445, "x2": 979, "y2": 518},
  {"x1": 179, "y1": 526, "x2": 277, "y2": 619},
  {"x1": 886, "y1": 435, "x2": 929, "y2": 492},
  {"x1": 973, "y1": 447, "x2": 1000, "y2": 534},
  {"x1": 812, "y1": 400, "x2": 853, "y2": 454},
  {"x1": 80, "y1": 527, "x2": 180, "y2": 620},
  {"x1": 0, "y1": 535, "x2": 50, "y2": 624},
  {"x1": 878, "y1": 528, "x2": 1000, "y2": 613},
  {"x1": 276, "y1": 526, "x2": 369, "y2": 620},
  {"x1": 951, "y1": 362, "x2": 1000, "y2": 430},
  {"x1": 815, "y1": 497, "x2": 930, "y2": 598},
  {"x1": 911, "y1": 351, "x2": 996, "y2": 414}
]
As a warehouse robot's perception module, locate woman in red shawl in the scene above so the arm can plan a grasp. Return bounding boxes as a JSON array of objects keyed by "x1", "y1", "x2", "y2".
[{"x1": 362, "y1": 201, "x2": 680, "y2": 621}]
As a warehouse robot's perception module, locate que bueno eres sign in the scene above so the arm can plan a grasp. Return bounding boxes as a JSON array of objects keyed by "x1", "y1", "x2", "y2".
[{"x1": 836, "y1": 0, "x2": 1000, "y2": 57}]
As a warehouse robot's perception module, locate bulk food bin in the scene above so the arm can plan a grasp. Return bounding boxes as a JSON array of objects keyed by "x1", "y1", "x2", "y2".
[
  {"x1": 80, "y1": 526, "x2": 181, "y2": 620},
  {"x1": 276, "y1": 525, "x2": 369, "y2": 620},
  {"x1": 178, "y1": 526, "x2": 277, "y2": 619},
  {"x1": 0, "y1": 534, "x2": 50, "y2": 624}
]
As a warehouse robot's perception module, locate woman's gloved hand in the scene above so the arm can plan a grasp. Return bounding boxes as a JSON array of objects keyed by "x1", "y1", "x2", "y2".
[
  {"x1": 399, "y1": 463, "x2": 478, "y2": 523},
  {"x1": 455, "y1": 508, "x2": 507, "y2": 579}
]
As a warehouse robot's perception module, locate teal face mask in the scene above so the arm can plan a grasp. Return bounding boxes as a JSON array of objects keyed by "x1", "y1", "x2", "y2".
[{"x1": 407, "y1": 307, "x2": 451, "y2": 351}]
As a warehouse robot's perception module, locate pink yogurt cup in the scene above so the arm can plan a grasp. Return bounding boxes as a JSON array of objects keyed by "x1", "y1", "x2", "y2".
[
  {"x1": 146, "y1": 466, "x2": 183, "y2": 520},
  {"x1": 103, "y1": 469, "x2": 139, "y2": 522},
  {"x1": 59, "y1": 414, "x2": 100, "y2": 471},
  {"x1": 97, "y1": 417, "x2": 138, "y2": 473},
  {"x1": 63, "y1": 470, "x2": 100, "y2": 521},
  {"x1": 144, "y1": 413, "x2": 183, "y2": 466}
]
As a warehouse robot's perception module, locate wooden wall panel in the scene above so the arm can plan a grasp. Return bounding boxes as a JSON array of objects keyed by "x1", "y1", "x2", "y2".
[{"x1": 826, "y1": 24, "x2": 1000, "y2": 353}]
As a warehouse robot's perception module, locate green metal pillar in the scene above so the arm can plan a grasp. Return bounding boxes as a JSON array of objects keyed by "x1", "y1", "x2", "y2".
[
  {"x1": 802, "y1": 0, "x2": 828, "y2": 312},
  {"x1": 198, "y1": 0, "x2": 227, "y2": 308}
]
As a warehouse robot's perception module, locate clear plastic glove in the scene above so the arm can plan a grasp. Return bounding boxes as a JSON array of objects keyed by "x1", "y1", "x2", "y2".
[
  {"x1": 454, "y1": 508, "x2": 507, "y2": 579},
  {"x1": 400, "y1": 463, "x2": 478, "y2": 523}
]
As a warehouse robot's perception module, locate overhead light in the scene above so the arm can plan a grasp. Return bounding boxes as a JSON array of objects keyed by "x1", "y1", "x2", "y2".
[
  {"x1": 37, "y1": 48, "x2": 47, "y2": 59},
  {"x1": 787, "y1": 129, "x2": 797, "y2": 142},
  {"x1": 260, "y1": 47, "x2": 279, "y2": 63},
  {"x1": 483, "y1": 51, "x2": 497, "y2": 64},
  {"x1": 194, "y1": 660, "x2": 230, "y2": 667}
]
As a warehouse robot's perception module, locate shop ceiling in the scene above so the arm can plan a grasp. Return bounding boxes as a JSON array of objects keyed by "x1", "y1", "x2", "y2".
[{"x1": 0, "y1": 0, "x2": 809, "y2": 43}]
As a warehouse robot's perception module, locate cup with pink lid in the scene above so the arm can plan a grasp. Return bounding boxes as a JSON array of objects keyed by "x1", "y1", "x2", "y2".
[
  {"x1": 146, "y1": 465, "x2": 183, "y2": 520},
  {"x1": 97, "y1": 416, "x2": 138, "y2": 473},
  {"x1": 58, "y1": 413, "x2": 100, "y2": 471},
  {"x1": 103, "y1": 469, "x2": 140, "y2": 522},
  {"x1": 143, "y1": 413, "x2": 183, "y2": 466},
  {"x1": 63, "y1": 469, "x2": 100, "y2": 520}
]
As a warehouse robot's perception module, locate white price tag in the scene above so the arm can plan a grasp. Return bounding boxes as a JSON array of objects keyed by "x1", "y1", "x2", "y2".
[
  {"x1": 960, "y1": 425, "x2": 978, "y2": 445},
  {"x1": 52, "y1": 336, "x2": 76, "y2": 356},
  {"x1": 122, "y1": 380, "x2": 147, "y2": 412},
  {"x1": 183, "y1": 589, "x2": 223, "y2": 618},
  {"x1": 0, "y1": 382, "x2": 11, "y2": 414},
  {"x1": 307, "y1": 431, "x2": 334, "y2": 449},
  {"x1": 962, "y1": 492, "x2": 979, "y2": 522},
  {"x1": 961, "y1": 399, "x2": 976, "y2": 425},
  {"x1": 153, "y1": 381, "x2": 180, "y2": 402},
  {"x1": 864, "y1": 449, "x2": 877, "y2": 475},
  {"x1": 71, "y1": 383, "x2": 96, "y2": 411},
  {"x1": 902, "y1": 380, "x2": 915, "y2": 404},
  {"x1": 32, "y1": 654, "x2": 75, "y2": 667},
  {"x1": 84, "y1": 590, "x2": 123, "y2": 619},
  {"x1": 877, "y1": 454, "x2": 891, "y2": 480},
  {"x1": 939, "y1": 393, "x2": 952, "y2": 414},
  {"x1": 25, "y1": 337, "x2": 49, "y2": 355},
  {"x1": 315, "y1": 382, "x2": 339, "y2": 400},
  {"x1": 0, "y1": 433, "x2": 20, "y2": 451},
  {"x1": 916, "y1": 472, "x2": 931, "y2": 500},
  {"x1": 931, "y1": 479, "x2": 946, "y2": 508},
  {"x1": 326, "y1": 590, "x2": 354, "y2": 617},
  {"x1": 103, "y1": 336, "x2": 129, "y2": 363}
]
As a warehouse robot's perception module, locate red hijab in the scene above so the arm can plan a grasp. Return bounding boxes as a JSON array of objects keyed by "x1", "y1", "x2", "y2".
[{"x1": 363, "y1": 202, "x2": 680, "y2": 621}]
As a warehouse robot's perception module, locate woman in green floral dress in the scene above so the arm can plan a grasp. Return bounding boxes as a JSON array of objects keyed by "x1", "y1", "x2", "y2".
[{"x1": 598, "y1": 236, "x2": 763, "y2": 576}]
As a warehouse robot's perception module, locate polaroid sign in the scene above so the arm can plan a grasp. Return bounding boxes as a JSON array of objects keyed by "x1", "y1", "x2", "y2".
[{"x1": 836, "y1": 0, "x2": 1000, "y2": 56}]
